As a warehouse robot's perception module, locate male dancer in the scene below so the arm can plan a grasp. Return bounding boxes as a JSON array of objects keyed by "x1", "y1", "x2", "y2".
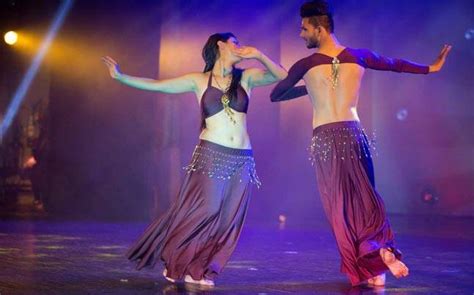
[{"x1": 271, "y1": 0, "x2": 451, "y2": 287}]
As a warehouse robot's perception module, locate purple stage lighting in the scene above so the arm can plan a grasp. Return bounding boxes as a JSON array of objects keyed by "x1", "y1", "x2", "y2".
[
  {"x1": 465, "y1": 28, "x2": 474, "y2": 40},
  {"x1": 396, "y1": 108, "x2": 408, "y2": 121}
]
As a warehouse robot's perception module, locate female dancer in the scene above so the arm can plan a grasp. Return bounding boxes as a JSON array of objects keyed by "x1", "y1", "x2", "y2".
[{"x1": 102, "y1": 32, "x2": 286, "y2": 286}]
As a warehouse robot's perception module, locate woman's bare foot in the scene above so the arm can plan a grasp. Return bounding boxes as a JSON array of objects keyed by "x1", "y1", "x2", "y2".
[
  {"x1": 162, "y1": 269, "x2": 176, "y2": 283},
  {"x1": 184, "y1": 274, "x2": 215, "y2": 287},
  {"x1": 380, "y1": 248, "x2": 409, "y2": 278},
  {"x1": 367, "y1": 273, "x2": 386, "y2": 286}
]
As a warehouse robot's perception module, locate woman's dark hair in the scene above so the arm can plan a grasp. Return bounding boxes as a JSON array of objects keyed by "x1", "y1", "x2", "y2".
[
  {"x1": 300, "y1": 0, "x2": 334, "y2": 33},
  {"x1": 201, "y1": 32, "x2": 243, "y2": 130}
]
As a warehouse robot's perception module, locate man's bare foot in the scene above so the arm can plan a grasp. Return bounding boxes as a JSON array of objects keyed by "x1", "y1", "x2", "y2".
[
  {"x1": 162, "y1": 269, "x2": 176, "y2": 283},
  {"x1": 184, "y1": 274, "x2": 215, "y2": 287},
  {"x1": 367, "y1": 273, "x2": 386, "y2": 286},
  {"x1": 380, "y1": 248, "x2": 409, "y2": 278}
]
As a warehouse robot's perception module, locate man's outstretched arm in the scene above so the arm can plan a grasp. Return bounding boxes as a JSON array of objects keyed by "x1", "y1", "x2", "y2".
[{"x1": 361, "y1": 45, "x2": 451, "y2": 74}]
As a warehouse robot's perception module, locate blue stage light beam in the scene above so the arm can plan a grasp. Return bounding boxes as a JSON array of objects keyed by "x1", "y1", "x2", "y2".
[{"x1": 0, "y1": 0, "x2": 74, "y2": 141}]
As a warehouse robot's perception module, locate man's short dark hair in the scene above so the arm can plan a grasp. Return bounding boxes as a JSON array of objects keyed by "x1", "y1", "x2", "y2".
[{"x1": 300, "y1": 0, "x2": 334, "y2": 33}]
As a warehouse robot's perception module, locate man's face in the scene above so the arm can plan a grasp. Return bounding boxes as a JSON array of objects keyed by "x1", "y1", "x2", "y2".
[{"x1": 300, "y1": 18, "x2": 319, "y2": 49}]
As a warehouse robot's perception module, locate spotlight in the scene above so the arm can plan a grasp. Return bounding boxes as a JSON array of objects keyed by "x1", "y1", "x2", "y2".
[
  {"x1": 4, "y1": 31, "x2": 18, "y2": 45},
  {"x1": 465, "y1": 28, "x2": 474, "y2": 40},
  {"x1": 278, "y1": 214, "x2": 287, "y2": 230},
  {"x1": 278, "y1": 214, "x2": 287, "y2": 223},
  {"x1": 0, "y1": 0, "x2": 74, "y2": 141},
  {"x1": 396, "y1": 108, "x2": 408, "y2": 121},
  {"x1": 420, "y1": 187, "x2": 439, "y2": 205}
]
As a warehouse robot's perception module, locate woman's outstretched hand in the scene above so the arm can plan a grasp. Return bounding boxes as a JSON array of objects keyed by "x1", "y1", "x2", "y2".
[
  {"x1": 101, "y1": 56, "x2": 122, "y2": 79},
  {"x1": 429, "y1": 44, "x2": 452, "y2": 73}
]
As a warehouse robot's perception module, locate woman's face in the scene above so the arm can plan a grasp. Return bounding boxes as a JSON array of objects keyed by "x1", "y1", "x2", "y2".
[
  {"x1": 221, "y1": 37, "x2": 242, "y2": 62},
  {"x1": 227, "y1": 37, "x2": 241, "y2": 49}
]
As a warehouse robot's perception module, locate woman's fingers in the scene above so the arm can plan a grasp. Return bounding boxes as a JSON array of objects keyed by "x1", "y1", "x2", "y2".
[
  {"x1": 101, "y1": 56, "x2": 120, "y2": 73},
  {"x1": 101, "y1": 56, "x2": 121, "y2": 78},
  {"x1": 101, "y1": 57, "x2": 113, "y2": 67},
  {"x1": 101, "y1": 56, "x2": 118, "y2": 67},
  {"x1": 233, "y1": 48, "x2": 251, "y2": 58}
]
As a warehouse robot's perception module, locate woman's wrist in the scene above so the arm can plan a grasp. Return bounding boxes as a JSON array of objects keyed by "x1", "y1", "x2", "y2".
[
  {"x1": 256, "y1": 51, "x2": 265, "y2": 61},
  {"x1": 115, "y1": 72, "x2": 124, "y2": 81}
]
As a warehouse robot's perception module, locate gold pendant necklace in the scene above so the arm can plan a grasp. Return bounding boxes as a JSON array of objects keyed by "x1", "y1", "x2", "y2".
[
  {"x1": 330, "y1": 56, "x2": 340, "y2": 90},
  {"x1": 220, "y1": 92, "x2": 237, "y2": 124},
  {"x1": 214, "y1": 73, "x2": 237, "y2": 125}
]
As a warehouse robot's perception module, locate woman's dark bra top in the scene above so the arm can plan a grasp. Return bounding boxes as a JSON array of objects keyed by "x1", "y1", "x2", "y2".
[{"x1": 201, "y1": 71, "x2": 249, "y2": 119}]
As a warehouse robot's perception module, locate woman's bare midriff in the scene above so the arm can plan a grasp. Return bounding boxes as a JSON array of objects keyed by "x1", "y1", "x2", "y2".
[{"x1": 199, "y1": 111, "x2": 251, "y2": 149}]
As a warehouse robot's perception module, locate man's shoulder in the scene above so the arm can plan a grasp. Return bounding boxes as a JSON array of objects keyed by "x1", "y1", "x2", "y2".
[{"x1": 291, "y1": 53, "x2": 319, "y2": 69}]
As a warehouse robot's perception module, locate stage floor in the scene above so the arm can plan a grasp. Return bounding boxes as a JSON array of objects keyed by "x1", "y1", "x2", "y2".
[{"x1": 0, "y1": 213, "x2": 473, "y2": 294}]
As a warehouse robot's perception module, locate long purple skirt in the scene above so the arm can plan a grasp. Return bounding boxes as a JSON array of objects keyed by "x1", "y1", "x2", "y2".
[
  {"x1": 310, "y1": 121, "x2": 401, "y2": 286},
  {"x1": 127, "y1": 140, "x2": 260, "y2": 281}
]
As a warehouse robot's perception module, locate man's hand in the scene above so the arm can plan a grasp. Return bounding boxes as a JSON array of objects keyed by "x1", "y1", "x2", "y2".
[{"x1": 429, "y1": 44, "x2": 452, "y2": 73}]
